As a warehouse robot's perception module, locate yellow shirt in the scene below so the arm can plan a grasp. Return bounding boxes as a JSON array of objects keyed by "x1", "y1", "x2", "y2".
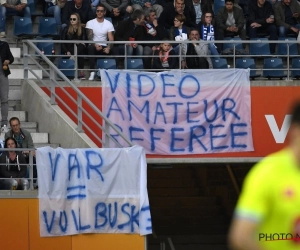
[{"x1": 235, "y1": 148, "x2": 300, "y2": 249}]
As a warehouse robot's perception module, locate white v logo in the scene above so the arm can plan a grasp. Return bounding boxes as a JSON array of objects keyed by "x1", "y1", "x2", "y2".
[{"x1": 265, "y1": 115, "x2": 292, "y2": 143}]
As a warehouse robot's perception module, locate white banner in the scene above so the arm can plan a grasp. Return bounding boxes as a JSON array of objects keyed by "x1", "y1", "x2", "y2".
[
  {"x1": 37, "y1": 146, "x2": 152, "y2": 237},
  {"x1": 101, "y1": 69, "x2": 253, "y2": 155}
]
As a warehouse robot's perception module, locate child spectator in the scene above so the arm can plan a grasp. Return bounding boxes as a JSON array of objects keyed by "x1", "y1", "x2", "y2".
[{"x1": 153, "y1": 41, "x2": 178, "y2": 70}]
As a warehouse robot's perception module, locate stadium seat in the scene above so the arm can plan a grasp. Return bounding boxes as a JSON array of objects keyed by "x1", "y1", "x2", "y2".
[
  {"x1": 97, "y1": 59, "x2": 117, "y2": 69},
  {"x1": 277, "y1": 37, "x2": 298, "y2": 56},
  {"x1": 13, "y1": 16, "x2": 33, "y2": 37},
  {"x1": 263, "y1": 58, "x2": 286, "y2": 79},
  {"x1": 212, "y1": 58, "x2": 228, "y2": 69},
  {"x1": 214, "y1": 0, "x2": 225, "y2": 15},
  {"x1": 236, "y1": 58, "x2": 261, "y2": 79},
  {"x1": 36, "y1": 38, "x2": 54, "y2": 55},
  {"x1": 223, "y1": 37, "x2": 243, "y2": 51},
  {"x1": 291, "y1": 58, "x2": 300, "y2": 79},
  {"x1": 57, "y1": 58, "x2": 75, "y2": 78},
  {"x1": 249, "y1": 38, "x2": 271, "y2": 56},
  {"x1": 126, "y1": 58, "x2": 144, "y2": 69},
  {"x1": 38, "y1": 17, "x2": 59, "y2": 38}
]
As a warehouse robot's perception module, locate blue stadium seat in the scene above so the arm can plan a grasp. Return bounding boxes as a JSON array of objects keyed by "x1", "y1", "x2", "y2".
[
  {"x1": 236, "y1": 58, "x2": 261, "y2": 79},
  {"x1": 263, "y1": 58, "x2": 286, "y2": 79},
  {"x1": 223, "y1": 37, "x2": 243, "y2": 51},
  {"x1": 36, "y1": 38, "x2": 54, "y2": 55},
  {"x1": 277, "y1": 37, "x2": 298, "y2": 56},
  {"x1": 126, "y1": 58, "x2": 144, "y2": 69},
  {"x1": 291, "y1": 58, "x2": 300, "y2": 79},
  {"x1": 97, "y1": 59, "x2": 117, "y2": 69},
  {"x1": 13, "y1": 16, "x2": 33, "y2": 37},
  {"x1": 212, "y1": 58, "x2": 228, "y2": 69},
  {"x1": 250, "y1": 38, "x2": 271, "y2": 56},
  {"x1": 214, "y1": 0, "x2": 225, "y2": 15},
  {"x1": 38, "y1": 17, "x2": 59, "y2": 38},
  {"x1": 57, "y1": 59, "x2": 75, "y2": 78}
]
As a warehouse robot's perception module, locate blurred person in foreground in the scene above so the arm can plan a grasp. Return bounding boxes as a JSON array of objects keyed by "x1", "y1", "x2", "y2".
[{"x1": 228, "y1": 100, "x2": 300, "y2": 250}]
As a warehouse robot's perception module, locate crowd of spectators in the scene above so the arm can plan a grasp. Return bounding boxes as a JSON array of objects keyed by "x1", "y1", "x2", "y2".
[{"x1": 0, "y1": 0, "x2": 300, "y2": 75}]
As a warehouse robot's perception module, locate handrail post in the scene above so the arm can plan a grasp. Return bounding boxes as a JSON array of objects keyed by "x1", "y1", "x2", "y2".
[
  {"x1": 49, "y1": 67, "x2": 56, "y2": 105},
  {"x1": 23, "y1": 42, "x2": 29, "y2": 80},
  {"x1": 77, "y1": 95, "x2": 83, "y2": 132},
  {"x1": 287, "y1": 41, "x2": 290, "y2": 80},
  {"x1": 29, "y1": 152, "x2": 34, "y2": 190},
  {"x1": 73, "y1": 43, "x2": 80, "y2": 84}
]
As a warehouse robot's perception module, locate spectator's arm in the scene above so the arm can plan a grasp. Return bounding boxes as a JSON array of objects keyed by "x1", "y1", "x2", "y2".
[
  {"x1": 152, "y1": 52, "x2": 164, "y2": 69},
  {"x1": 61, "y1": 3, "x2": 71, "y2": 25},
  {"x1": 215, "y1": 9, "x2": 227, "y2": 31},
  {"x1": 101, "y1": 0, "x2": 114, "y2": 11},
  {"x1": 86, "y1": 28, "x2": 93, "y2": 41},
  {"x1": 274, "y1": 2, "x2": 291, "y2": 29},
  {"x1": 107, "y1": 31, "x2": 114, "y2": 49},
  {"x1": 27, "y1": 133, "x2": 34, "y2": 150},
  {"x1": 117, "y1": 0, "x2": 129, "y2": 11},
  {"x1": 235, "y1": 8, "x2": 245, "y2": 30},
  {"x1": 228, "y1": 218, "x2": 263, "y2": 250},
  {"x1": 61, "y1": 27, "x2": 70, "y2": 54},
  {"x1": 17, "y1": 154, "x2": 27, "y2": 178},
  {"x1": 168, "y1": 50, "x2": 178, "y2": 69},
  {"x1": 4, "y1": 42, "x2": 14, "y2": 65}
]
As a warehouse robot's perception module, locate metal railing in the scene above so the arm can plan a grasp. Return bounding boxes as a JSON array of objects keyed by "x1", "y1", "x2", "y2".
[
  {"x1": 25, "y1": 39, "x2": 300, "y2": 81},
  {"x1": 23, "y1": 40, "x2": 134, "y2": 148}
]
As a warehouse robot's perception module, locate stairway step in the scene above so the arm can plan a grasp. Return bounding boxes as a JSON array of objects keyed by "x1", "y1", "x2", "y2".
[
  {"x1": 11, "y1": 48, "x2": 21, "y2": 58},
  {"x1": 8, "y1": 69, "x2": 43, "y2": 79},
  {"x1": 31, "y1": 132, "x2": 48, "y2": 144},
  {"x1": 8, "y1": 111, "x2": 27, "y2": 121},
  {"x1": 34, "y1": 143, "x2": 60, "y2": 148}
]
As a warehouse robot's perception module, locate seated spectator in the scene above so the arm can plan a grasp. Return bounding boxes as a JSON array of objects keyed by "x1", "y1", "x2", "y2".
[
  {"x1": 61, "y1": 13, "x2": 87, "y2": 79},
  {"x1": 5, "y1": 117, "x2": 36, "y2": 179},
  {"x1": 169, "y1": 13, "x2": 190, "y2": 54},
  {"x1": 198, "y1": 11, "x2": 219, "y2": 57},
  {"x1": 86, "y1": 4, "x2": 114, "y2": 80},
  {"x1": 0, "y1": 0, "x2": 31, "y2": 38},
  {"x1": 101, "y1": 0, "x2": 131, "y2": 24},
  {"x1": 181, "y1": 28, "x2": 212, "y2": 69},
  {"x1": 153, "y1": 40, "x2": 178, "y2": 70},
  {"x1": 142, "y1": 8, "x2": 166, "y2": 69},
  {"x1": 159, "y1": 0, "x2": 196, "y2": 30},
  {"x1": 128, "y1": 0, "x2": 163, "y2": 18},
  {"x1": 248, "y1": 0, "x2": 277, "y2": 53},
  {"x1": 61, "y1": 0, "x2": 95, "y2": 30},
  {"x1": 0, "y1": 137, "x2": 27, "y2": 190},
  {"x1": 215, "y1": 0, "x2": 246, "y2": 52},
  {"x1": 113, "y1": 9, "x2": 145, "y2": 68},
  {"x1": 45, "y1": 0, "x2": 67, "y2": 31},
  {"x1": 274, "y1": 0, "x2": 300, "y2": 37}
]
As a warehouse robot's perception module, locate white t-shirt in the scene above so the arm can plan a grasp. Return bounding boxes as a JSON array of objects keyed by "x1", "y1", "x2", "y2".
[{"x1": 86, "y1": 18, "x2": 115, "y2": 46}]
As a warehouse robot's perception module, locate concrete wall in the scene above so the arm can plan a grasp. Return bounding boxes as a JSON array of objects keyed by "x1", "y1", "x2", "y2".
[{"x1": 21, "y1": 80, "x2": 98, "y2": 148}]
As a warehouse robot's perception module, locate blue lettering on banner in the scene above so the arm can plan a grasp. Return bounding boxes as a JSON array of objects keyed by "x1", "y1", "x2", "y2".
[
  {"x1": 102, "y1": 70, "x2": 252, "y2": 154},
  {"x1": 42, "y1": 201, "x2": 149, "y2": 234}
]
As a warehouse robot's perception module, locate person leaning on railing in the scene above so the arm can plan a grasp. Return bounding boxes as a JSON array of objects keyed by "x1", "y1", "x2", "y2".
[{"x1": 0, "y1": 137, "x2": 27, "y2": 190}]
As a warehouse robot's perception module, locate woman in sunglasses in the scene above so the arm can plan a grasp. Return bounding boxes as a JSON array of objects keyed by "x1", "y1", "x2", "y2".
[{"x1": 61, "y1": 13, "x2": 87, "y2": 79}]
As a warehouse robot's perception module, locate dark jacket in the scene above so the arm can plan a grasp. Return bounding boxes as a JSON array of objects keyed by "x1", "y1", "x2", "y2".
[
  {"x1": 274, "y1": 0, "x2": 300, "y2": 29},
  {"x1": 114, "y1": 18, "x2": 145, "y2": 42},
  {"x1": 158, "y1": 2, "x2": 197, "y2": 29},
  {"x1": 0, "y1": 41, "x2": 14, "y2": 77},
  {"x1": 0, "y1": 151, "x2": 27, "y2": 178},
  {"x1": 61, "y1": 26, "x2": 86, "y2": 54},
  {"x1": 62, "y1": 0, "x2": 95, "y2": 25},
  {"x1": 215, "y1": 6, "x2": 245, "y2": 31},
  {"x1": 248, "y1": 0, "x2": 274, "y2": 25},
  {"x1": 153, "y1": 49, "x2": 178, "y2": 69},
  {"x1": 142, "y1": 21, "x2": 167, "y2": 47},
  {"x1": 5, "y1": 129, "x2": 34, "y2": 149}
]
